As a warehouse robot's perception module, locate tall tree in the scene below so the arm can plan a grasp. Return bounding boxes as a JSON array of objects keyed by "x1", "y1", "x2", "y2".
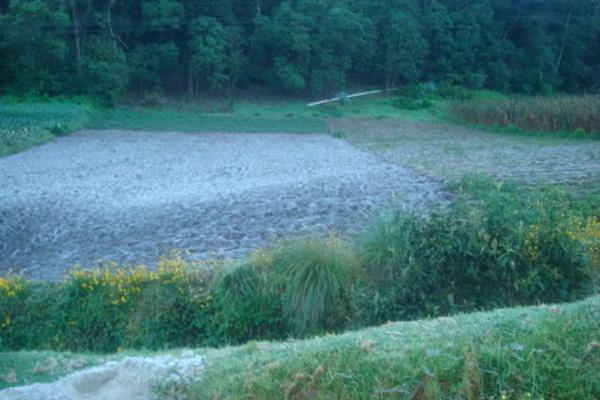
[
  {"x1": 188, "y1": 16, "x2": 228, "y2": 95},
  {"x1": 0, "y1": 0, "x2": 70, "y2": 95}
]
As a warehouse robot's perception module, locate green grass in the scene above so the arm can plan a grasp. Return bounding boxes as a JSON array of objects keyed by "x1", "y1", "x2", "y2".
[
  {"x1": 0, "y1": 100, "x2": 97, "y2": 156},
  {"x1": 169, "y1": 296, "x2": 600, "y2": 399},
  {"x1": 4, "y1": 297, "x2": 598, "y2": 398},
  {"x1": 2, "y1": 91, "x2": 594, "y2": 159},
  {"x1": 91, "y1": 93, "x2": 444, "y2": 134},
  {"x1": 92, "y1": 105, "x2": 328, "y2": 134},
  {"x1": 0, "y1": 351, "x2": 105, "y2": 390}
]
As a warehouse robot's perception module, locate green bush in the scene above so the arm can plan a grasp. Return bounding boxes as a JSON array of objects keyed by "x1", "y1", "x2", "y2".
[
  {"x1": 1, "y1": 256, "x2": 215, "y2": 353},
  {"x1": 212, "y1": 237, "x2": 357, "y2": 341},
  {"x1": 0, "y1": 277, "x2": 57, "y2": 350},
  {"x1": 392, "y1": 84, "x2": 434, "y2": 110},
  {"x1": 357, "y1": 178, "x2": 595, "y2": 324},
  {"x1": 438, "y1": 82, "x2": 474, "y2": 100},
  {"x1": 211, "y1": 255, "x2": 285, "y2": 345}
]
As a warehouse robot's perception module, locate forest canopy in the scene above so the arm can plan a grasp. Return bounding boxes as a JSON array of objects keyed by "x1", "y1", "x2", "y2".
[{"x1": 0, "y1": 0, "x2": 599, "y2": 101}]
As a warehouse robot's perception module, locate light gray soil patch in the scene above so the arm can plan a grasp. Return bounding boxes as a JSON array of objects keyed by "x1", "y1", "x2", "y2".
[
  {"x1": 331, "y1": 119, "x2": 600, "y2": 194},
  {"x1": 0, "y1": 352, "x2": 203, "y2": 400},
  {"x1": 0, "y1": 130, "x2": 445, "y2": 279}
]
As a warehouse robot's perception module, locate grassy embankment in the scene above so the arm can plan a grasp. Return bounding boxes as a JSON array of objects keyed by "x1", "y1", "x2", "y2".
[
  {"x1": 172, "y1": 296, "x2": 600, "y2": 400},
  {"x1": 2, "y1": 296, "x2": 599, "y2": 399}
]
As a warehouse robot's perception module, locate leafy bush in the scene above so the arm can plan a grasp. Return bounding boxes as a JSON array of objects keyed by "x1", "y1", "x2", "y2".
[
  {"x1": 438, "y1": 82, "x2": 473, "y2": 100},
  {"x1": 392, "y1": 84, "x2": 434, "y2": 110},
  {"x1": 357, "y1": 178, "x2": 596, "y2": 324},
  {"x1": 0, "y1": 255, "x2": 214, "y2": 353},
  {"x1": 211, "y1": 252, "x2": 285, "y2": 344}
]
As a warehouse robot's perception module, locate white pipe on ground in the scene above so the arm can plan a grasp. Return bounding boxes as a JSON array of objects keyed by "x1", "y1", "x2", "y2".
[{"x1": 306, "y1": 88, "x2": 397, "y2": 107}]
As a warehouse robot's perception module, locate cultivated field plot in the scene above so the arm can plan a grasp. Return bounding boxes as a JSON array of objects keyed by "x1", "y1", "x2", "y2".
[
  {"x1": 333, "y1": 118, "x2": 600, "y2": 195},
  {"x1": 0, "y1": 129, "x2": 443, "y2": 280}
]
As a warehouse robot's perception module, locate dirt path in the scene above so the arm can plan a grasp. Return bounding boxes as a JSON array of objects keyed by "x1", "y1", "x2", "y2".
[
  {"x1": 0, "y1": 130, "x2": 445, "y2": 279},
  {"x1": 0, "y1": 352, "x2": 203, "y2": 400}
]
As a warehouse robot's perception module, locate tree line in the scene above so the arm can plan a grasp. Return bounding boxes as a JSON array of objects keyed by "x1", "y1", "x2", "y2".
[{"x1": 1, "y1": 0, "x2": 599, "y2": 101}]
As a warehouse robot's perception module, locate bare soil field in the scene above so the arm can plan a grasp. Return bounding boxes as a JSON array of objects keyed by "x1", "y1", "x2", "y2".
[{"x1": 0, "y1": 129, "x2": 444, "y2": 279}]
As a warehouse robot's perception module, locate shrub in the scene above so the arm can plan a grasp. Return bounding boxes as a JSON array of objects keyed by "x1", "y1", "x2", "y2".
[
  {"x1": 211, "y1": 251, "x2": 285, "y2": 344},
  {"x1": 393, "y1": 84, "x2": 434, "y2": 110},
  {"x1": 438, "y1": 82, "x2": 473, "y2": 100},
  {"x1": 122, "y1": 255, "x2": 214, "y2": 349},
  {"x1": 357, "y1": 178, "x2": 596, "y2": 324},
  {"x1": 56, "y1": 256, "x2": 214, "y2": 352},
  {"x1": 0, "y1": 253, "x2": 216, "y2": 353}
]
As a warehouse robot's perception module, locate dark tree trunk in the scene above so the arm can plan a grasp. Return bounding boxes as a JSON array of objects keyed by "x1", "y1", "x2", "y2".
[{"x1": 69, "y1": 0, "x2": 82, "y2": 76}]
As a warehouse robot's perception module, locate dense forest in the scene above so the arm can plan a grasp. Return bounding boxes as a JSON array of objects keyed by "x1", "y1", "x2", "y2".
[{"x1": 0, "y1": 0, "x2": 599, "y2": 101}]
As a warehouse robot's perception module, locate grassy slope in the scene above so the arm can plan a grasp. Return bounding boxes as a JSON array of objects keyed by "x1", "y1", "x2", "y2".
[
  {"x1": 0, "y1": 101, "x2": 97, "y2": 157},
  {"x1": 175, "y1": 296, "x2": 600, "y2": 400},
  {"x1": 2, "y1": 297, "x2": 598, "y2": 397}
]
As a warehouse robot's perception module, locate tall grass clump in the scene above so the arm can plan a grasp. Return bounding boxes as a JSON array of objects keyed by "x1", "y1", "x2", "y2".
[
  {"x1": 357, "y1": 178, "x2": 598, "y2": 324},
  {"x1": 272, "y1": 237, "x2": 356, "y2": 336},
  {"x1": 449, "y1": 95, "x2": 600, "y2": 136},
  {"x1": 212, "y1": 237, "x2": 357, "y2": 342}
]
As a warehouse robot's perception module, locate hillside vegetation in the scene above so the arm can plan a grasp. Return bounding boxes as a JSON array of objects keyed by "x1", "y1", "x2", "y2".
[
  {"x1": 1, "y1": 1, "x2": 599, "y2": 102},
  {"x1": 162, "y1": 296, "x2": 600, "y2": 399}
]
